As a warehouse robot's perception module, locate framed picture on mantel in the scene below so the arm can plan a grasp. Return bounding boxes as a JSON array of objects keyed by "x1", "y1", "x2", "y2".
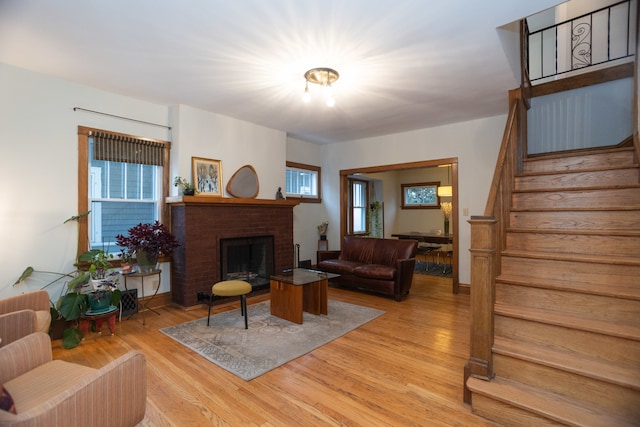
[{"x1": 192, "y1": 157, "x2": 223, "y2": 197}]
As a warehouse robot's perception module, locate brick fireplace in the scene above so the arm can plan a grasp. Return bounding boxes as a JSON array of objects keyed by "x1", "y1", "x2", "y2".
[{"x1": 167, "y1": 196, "x2": 299, "y2": 307}]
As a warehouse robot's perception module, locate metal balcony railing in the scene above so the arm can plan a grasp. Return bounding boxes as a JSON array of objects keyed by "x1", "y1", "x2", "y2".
[{"x1": 526, "y1": 0, "x2": 636, "y2": 82}]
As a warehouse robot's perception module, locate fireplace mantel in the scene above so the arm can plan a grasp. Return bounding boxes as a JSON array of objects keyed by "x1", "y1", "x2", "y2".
[
  {"x1": 167, "y1": 196, "x2": 299, "y2": 306},
  {"x1": 166, "y1": 196, "x2": 299, "y2": 208}
]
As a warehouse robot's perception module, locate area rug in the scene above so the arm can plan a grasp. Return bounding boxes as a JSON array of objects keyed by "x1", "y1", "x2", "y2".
[
  {"x1": 159, "y1": 300, "x2": 384, "y2": 380},
  {"x1": 415, "y1": 260, "x2": 452, "y2": 278}
]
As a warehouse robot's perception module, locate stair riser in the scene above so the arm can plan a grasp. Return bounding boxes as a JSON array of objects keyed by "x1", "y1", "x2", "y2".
[
  {"x1": 495, "y1": 316, "x2": 640, "y2": 368},
  {"x1": 496, "y1": 284, "x2": 640, "y2": 328},
  {"x1": 506, "y1": 232, "x2": 640, "y2": 257},
  {"x1": 471, "y1": 394, "x2": 563, "y2": 427},
  {"x1": 493, "y1": 354, "x2": 640, "y2": 419},
  {"x1": 523, "y1": 150, "x2": 636, "y2": 173},
  {"x1": 501, "y1": 256, "x2": 640, "y2": 287},
  {"x1": 515, "y1": 168, "x2": 640, "y2": 191},
  {"x1": 512, "y1": 188, "x2": 640, "y2": 210},
  {"x1": 510, "y1": 210, "x2": 640, "y2": 230}
]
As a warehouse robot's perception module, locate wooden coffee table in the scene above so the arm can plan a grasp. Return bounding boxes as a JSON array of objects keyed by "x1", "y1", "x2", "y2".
[{"x1": 270, "y1": 269, "x2": 338, "y2": 324}]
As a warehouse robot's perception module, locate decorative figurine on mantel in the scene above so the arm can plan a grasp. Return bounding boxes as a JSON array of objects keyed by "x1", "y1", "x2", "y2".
[
  {"x1": 275, "y1": 187, "x2": 285, "y2": 200},
  {"x1": 317, "y1": 221, "x2": 329, "y2": 240}
]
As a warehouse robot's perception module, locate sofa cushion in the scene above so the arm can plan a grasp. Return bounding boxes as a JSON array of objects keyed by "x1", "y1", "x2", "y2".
[
  {"x1": 338, "y1": 236, "x2": 375, "y2": 264},
  {"x1": 353, "y1": 264, "x2": 396, "y2": 280},
  {"x1": 318, "y1": 259, "x2": 361, "y2": 275},
  {"x1": 4, "y1": 360, "x2": 95, "y2": 413},
  {"x1": 371, "y1": 239, "x2": 417, "y2": 266},
  {"x1": 0, "y1": 383, "x2": 16, "y2": 414}
]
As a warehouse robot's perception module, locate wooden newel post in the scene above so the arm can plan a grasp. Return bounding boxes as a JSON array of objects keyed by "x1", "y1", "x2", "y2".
[{"x1": 464, "y1": 216, "x2": 497, "y2": 403}]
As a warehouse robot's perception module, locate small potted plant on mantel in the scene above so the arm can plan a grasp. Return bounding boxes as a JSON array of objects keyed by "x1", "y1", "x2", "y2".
[
  {"x1": 174, "y1": 176, "x2": 195, "y2": 196},
  {"x1": 116, "y1": 221, "x2": 180, "y2": 273}
]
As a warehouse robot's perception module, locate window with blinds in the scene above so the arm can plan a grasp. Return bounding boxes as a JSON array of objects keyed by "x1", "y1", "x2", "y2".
[{"x1": 79, "y1": 128, "x2": 170, "y2": 254}]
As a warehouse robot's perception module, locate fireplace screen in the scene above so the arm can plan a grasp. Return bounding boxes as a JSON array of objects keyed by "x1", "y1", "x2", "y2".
[{"x1": 220, "y1": 235, "x2": 274, "y2": 288}]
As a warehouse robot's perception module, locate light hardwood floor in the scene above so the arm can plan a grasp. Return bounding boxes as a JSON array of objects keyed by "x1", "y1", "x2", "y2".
[{"x1": 52, "y1": 274, "x2": 498, "y2": 426}]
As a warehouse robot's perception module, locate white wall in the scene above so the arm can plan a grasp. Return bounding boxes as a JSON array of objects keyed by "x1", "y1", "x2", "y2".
[
  {"x1": 0, "y1": 63, "x2": 287, "y2": 302},
  {"x1": 286, "y1": 137, "x2": 326, "y2": 264}
]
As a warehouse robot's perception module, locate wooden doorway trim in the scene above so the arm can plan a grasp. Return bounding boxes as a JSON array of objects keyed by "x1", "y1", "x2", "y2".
[{"x1": 340, "y1": 158, "x2": 459, "y2": 293}]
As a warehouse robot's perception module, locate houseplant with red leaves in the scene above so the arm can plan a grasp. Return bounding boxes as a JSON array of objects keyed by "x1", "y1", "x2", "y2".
[{"x1": 116, "y1": 221, "x2": 180, "y2": 272}]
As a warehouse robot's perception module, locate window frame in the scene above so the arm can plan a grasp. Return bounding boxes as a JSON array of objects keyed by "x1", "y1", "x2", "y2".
[
  {"x1": 285, "y1": 161, "x2": 322, "y2": 203},
  {"x1": 400, "y1": 181, "x2": 441, "y2": 209},
  {"x1": 348, "y1": 178, "x2": 369, "y2": 235},
  {"x1": 78, "y1": 126, "x2": 171, "y2": 256}
]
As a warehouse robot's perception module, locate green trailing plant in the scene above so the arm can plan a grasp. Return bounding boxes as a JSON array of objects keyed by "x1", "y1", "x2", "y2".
[{"x1": 369, "y1": 201, "x2": 383, "y2": 238}]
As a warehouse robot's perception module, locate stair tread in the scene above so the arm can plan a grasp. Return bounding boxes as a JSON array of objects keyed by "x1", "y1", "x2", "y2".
[
  {"x1": 512, "y1": 184, "x2": 640, "y2": 193},
  {"x1": 493, "y1": 337, "x2": 640, "y2": 390},
  {"x1": 506, "y1": 227, "x2": 640, "y2": 237},
  {"x1": 496, "y1": 274, "x2": 640, "y2": 301},
  {"x1": 466, "y1": 376, "x2": 637, "y2": 427},
  {"x1": 510, "y1": 206, "x2": 640, "y2": 212},
  {"x1": 494, "y1": 303, "x2": 640, "y2": 341},
  {"x1": 502, "y1": 249, "x2": 640, "y2": 266},
  {"x1": 516, "y1": 164, "x2": 640, "y2": 177}
]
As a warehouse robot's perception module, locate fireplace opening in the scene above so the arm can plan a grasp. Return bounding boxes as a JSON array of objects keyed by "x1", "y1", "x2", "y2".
[{"x1": 220, "y1": 235, "x2": 274, "y2": 290}]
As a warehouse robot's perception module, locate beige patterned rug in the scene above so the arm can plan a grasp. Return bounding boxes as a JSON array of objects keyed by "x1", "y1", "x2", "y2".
[{"x1": 160, "y1": 300, "x2": 384, "y2": 380}]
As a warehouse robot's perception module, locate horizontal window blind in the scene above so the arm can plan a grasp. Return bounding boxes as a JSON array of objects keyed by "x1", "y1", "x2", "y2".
[{"x1": 91, "y1": 130, "x2": 166, "y2": 166}]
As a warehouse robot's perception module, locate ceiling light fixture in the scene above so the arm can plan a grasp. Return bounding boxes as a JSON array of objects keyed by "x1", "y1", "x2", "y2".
[{"x1": 302, "y1": 67, "x2": 339, "y2": 107}]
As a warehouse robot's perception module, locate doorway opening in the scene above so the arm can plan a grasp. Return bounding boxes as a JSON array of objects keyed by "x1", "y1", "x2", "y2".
[{"x1": 340, "y1": 158, "x2": 459, "y2": 293}]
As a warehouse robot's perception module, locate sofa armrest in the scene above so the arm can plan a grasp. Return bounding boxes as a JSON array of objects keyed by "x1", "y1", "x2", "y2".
[
  {"x1": 317, "y1": 250, "x2": 341, "y2": 263},
  {"x1": 0, "y1": 290, "x2": 51, "y2": 315},
  {"x1": 8, "y1": 350, "x2": 148, "y2": 426},
  {"x1": 0, "y1": 310, "x2": 38, "y2": 348},
  {"x1": 0, "y1": 332, "x2": 52, "y2": 383},
  {"x1": 394, "y1": 258, "x2": 417, "y2": 301}
]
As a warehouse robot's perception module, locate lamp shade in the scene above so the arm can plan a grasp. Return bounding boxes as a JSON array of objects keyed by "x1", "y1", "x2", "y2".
[{"x1": 437, "y1": 185, "x2": 452, "y2": 197}]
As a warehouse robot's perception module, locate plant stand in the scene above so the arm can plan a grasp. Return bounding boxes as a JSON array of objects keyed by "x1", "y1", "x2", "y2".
[
  {"x1": 123, "y1": 269, "x2": 161, "y2": 325},
  {"x1": 79, "y1": 306, "x2": 119, "y2": 336}
]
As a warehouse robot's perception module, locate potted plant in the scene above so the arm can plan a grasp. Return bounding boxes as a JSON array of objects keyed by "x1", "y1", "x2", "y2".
[
  {"x1": 116, "y1": 221, "x2": 180, "y2": 273},
  {"x1": 174, "y1": 176, "x2": 195, "y2": 196},
  {"x1": 119, "y1": 248, "x2": 134, "y2": 274},
  {"x1": 13, "y1": 211, "x2": 121, "y2": 348},
  {"x1": 79, "y1": 249, "x2": 113, "y2": 281}
]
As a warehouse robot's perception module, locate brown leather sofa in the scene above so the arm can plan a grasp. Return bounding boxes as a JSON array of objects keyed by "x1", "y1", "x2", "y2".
[{"x1": 317, "y1": 236, "x2": 418, "y2": 301}]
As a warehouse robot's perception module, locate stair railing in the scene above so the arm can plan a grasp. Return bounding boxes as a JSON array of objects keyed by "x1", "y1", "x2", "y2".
[
  {"x1": 526, "y1": 0, "x2": 635, "y2": 83},
  {"x1": 464, "y1": 90, "x2": 523, "y2": 402}
]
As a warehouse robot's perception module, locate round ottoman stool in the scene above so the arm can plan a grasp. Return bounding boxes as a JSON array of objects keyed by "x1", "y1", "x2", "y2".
[{"x1": 207, "y1": 280, "x2": 252, "y2": 329}]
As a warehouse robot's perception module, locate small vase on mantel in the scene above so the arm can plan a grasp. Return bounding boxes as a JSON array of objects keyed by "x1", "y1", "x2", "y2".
[{"x1": 444, "y1": 218, "x2": 450, "y2": 235}]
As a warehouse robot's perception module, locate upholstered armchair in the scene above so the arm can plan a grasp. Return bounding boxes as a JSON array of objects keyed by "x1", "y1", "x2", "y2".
[
  {"x1": 0, "y1": 291, "x2": 51, "y2": 346},
  {"x1": 0, "y1": 332, "x2": 147, "y2": 426}
]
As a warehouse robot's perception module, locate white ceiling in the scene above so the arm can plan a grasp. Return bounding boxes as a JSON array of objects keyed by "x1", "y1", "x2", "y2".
[{"x1": 0, "y1": 0, "x2": 563, "y2": 144}]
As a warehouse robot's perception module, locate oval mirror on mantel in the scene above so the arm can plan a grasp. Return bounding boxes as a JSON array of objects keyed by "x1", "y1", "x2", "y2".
[{"x1": 226, "y1": 165, "x2": 259, "y2": 198}]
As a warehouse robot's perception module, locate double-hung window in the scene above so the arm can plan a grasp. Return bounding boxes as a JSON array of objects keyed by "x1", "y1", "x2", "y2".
[
  {"x1": 78, "y1": 127, "x2": 170, "y2": 255},
  {"x1": 285, "y1": 161, "x2": 321, "y2": 203},
  {"x1": 348, "y1": 178, "x2": 369, "y2": 235}
]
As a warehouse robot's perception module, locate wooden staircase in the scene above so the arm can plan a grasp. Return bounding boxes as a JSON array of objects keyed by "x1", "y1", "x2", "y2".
[{"x1": 466, "y1": 146, "x2": 640, "y2": 426}]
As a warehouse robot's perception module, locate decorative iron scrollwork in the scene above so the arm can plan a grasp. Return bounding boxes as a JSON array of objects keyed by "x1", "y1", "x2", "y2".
[{"x1": 571, "y1": 22, "x2": 591, "y2": 69}]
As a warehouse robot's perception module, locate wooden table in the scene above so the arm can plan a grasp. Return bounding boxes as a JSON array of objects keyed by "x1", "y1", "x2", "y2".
[
  {"x1": 270, "y1": 269, "x2": 338, "y2": 324},
  {"x1": 391, "y1": 232, "x2": 453, "y2": 245}
]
